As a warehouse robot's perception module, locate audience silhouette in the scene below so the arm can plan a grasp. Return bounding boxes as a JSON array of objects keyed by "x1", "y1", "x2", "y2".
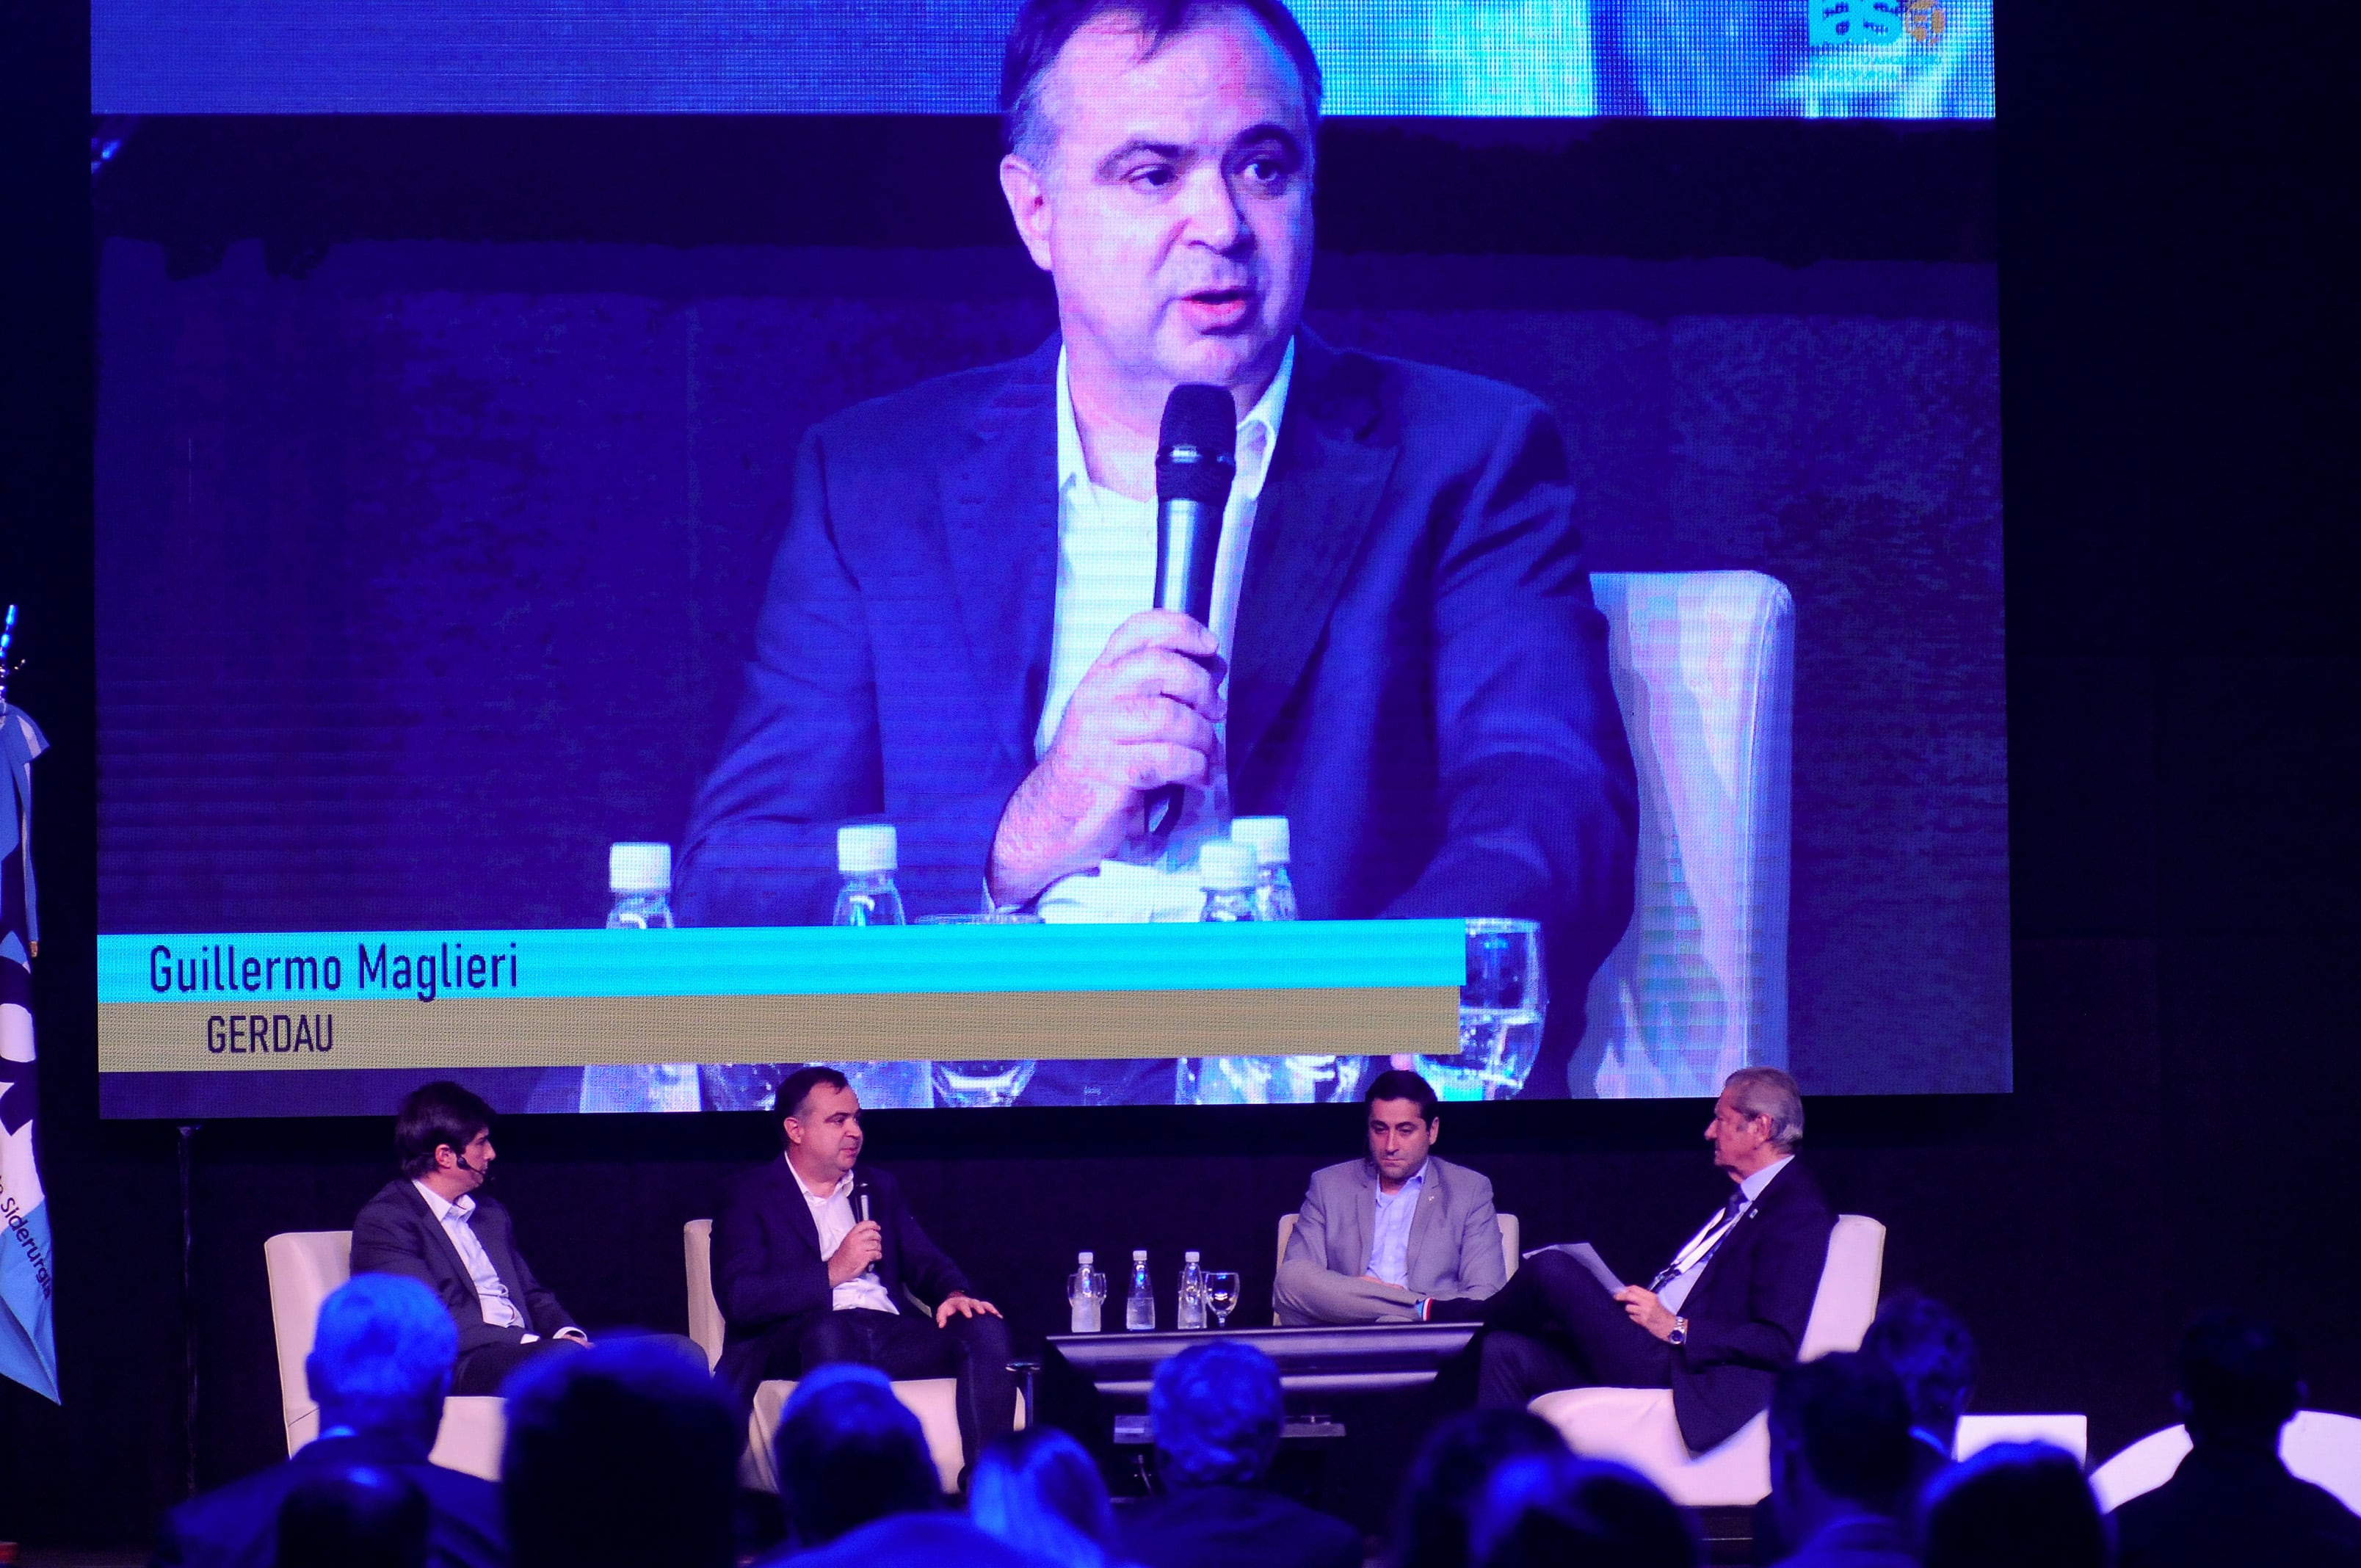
[
  {"x1": 275, "y1": 1465, "x2": 429, "y2": 1568},
  {"x1": 503, "y1": 1336, "x2": 739, "y2": 1568},
  {"x1": 1466, "y1": 1451, "x2": 1697, "y2": 1568},
  {"x1": 149, "y1": 1274, "x2": 504, "y2": 1568},
  {"x1": 2111, "y1": 1312, "x2": 2361, "y2": 1568},
  {"x1": 760, "y1": 1362, "x2": 1043, "y2": 1567},
  {"x1": 1920, "y1": 1440, "x2": 2109, "y2": 1568},
  {"x1": 971, "y1": 1426, "x2": 1129, "y2": 1567},
  {"x1": 1117, "y1": 1341, "x2": 1363, "y2": 1568},
  {"x1": 1393, "y1": 1408, "x2": 1570, "y2": 1568},
  {"x1": 1767, "y1": 1351, "x2": 1918, "y2": 1568}
]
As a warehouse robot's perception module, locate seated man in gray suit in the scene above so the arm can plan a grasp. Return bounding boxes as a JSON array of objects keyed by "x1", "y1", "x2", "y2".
[{"x1": 1273, "y1": 1069, "x2": 1506, "y2": 1324}]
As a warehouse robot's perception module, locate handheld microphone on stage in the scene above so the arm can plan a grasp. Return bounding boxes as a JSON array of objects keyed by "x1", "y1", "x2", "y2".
[{"x1": 1147, "y1": 383, "x2": 1238, "y2": 838}]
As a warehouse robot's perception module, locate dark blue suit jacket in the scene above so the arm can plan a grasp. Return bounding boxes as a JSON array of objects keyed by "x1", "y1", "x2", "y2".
[
  {"x1": 149, "y1": 1430, "x2": 505, "y2": 1568},
  {"x1": 678, "y1": 330, "x2": 1637, "y2": 1099}
]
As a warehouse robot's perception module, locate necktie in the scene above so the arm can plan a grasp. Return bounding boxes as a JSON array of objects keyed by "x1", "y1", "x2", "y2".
[{"x1": 1647, "y1": 1188, "x2": 1750, "y2": 1293}]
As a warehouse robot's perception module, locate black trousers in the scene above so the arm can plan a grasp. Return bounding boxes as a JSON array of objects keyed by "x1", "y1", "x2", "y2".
[
  {"x1": 1473, "y1": 1249, "x2": 1673, "y2": 1407},
  {"x1": 726, "y1": 1306, "x2": 1015, "y2": 1474},
  {"x1": 454, "y1": 1330, "x2": 706, "y2": 1396}
]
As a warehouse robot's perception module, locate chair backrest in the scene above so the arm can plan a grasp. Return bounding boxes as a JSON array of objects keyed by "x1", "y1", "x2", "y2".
[
  {"x1": 1955, "y1": 1414, "x2": 2090, "y2": 1467},
  {"x1": 1272, "y1": 1211, "x2": 1521, "y2": 1320},
  {"x1": 683, "y1": 1219, "x2": 724, "y2": 1368},
  {"x1": 1581, "y1": 570, "x2": 1795, "y2": 1100},
  {"x1": 1796, "y1": 1214, "x2": 1885, "y2": 1361},
  {"x1": 2092, "y1": 1411, "x2": 2361, "y2": 1513},
  {"x1": 265, "y1": 1230, "x2": 355, "y2": 1451}
]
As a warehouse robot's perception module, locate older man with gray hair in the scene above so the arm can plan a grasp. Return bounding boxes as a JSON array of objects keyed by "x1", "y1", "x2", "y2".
[{"x1": 1463, "y1": 1067, "x2": 1835, "y2": 1452}]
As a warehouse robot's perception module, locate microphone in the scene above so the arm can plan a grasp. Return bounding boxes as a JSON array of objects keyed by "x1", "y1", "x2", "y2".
[
  {"x1": 1148, "y1": 384, "x2": 1238, "y2": 837},
  {"x1": 454, "y1": 1150, "x2": 493, "y2": 1186}
]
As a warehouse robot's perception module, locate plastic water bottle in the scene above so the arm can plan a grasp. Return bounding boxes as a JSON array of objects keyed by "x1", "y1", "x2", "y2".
[
  {"x1": 832, "y1": 824, "x2": 906, "y2": 926},
  {"x1": 1125, "y1": 1250, "x2": 1156, "y2": 1331},
  {"x1": 1230, "y1": 817, "x2": 1298, "y2": 922},
  {"x1": 585, "y1": 844, "x2": 694, "y2": 1112},
  {"x1": 1178, "y1": 1250, "x2": 1207, "y2": 1330},
  {"x1": 1068, "y1": 1251, "x2": 1107, "y2": 1334},
  {"x1": 1197, "y1": 841, "x2": 1259, "y2": 923},
  {"x1": 606, "y1": 843, "x2": 675, "y2": 929}
]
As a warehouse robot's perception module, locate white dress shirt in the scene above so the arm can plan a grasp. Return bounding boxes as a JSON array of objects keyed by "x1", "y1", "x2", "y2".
[
  {"x1": 412, "y1": 1179, "x2": 528, "y2": 1332},
  {"x1": 1034, "y1": 339, "x2": 1296, "y2": 874},
  {"x1": 1658, "y1": 1155, "x2": 1794, "y2": 1315},
  {"x1": 794, "y1": 1161, "x2": 898, "y2": 1315},
  {"x1": 1367, "y1": 1167, "x2": 1426, "y2": 1287}
]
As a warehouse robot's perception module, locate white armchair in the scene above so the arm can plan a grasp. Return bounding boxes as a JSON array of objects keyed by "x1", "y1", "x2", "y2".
[
  {"x1": 683, "y1": 1219, "x2": 1021, "y2": 1493},
  {"x1": 263, "y1": 1230, "x2": 507, "y2": 1480},
  {"x1": 1580, "y1": 570, "x2": 1795, "y2": 1099},
  {"x1": 2092, "y1": 1411, "x2": 2361, "y2": 1513},
  {"x1": 1528, "y1": 1213, "x2": 1884, "y2": 1506}
]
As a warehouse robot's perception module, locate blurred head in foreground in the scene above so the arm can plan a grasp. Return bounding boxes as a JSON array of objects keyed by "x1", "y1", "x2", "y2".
[
  {"x1": 1769, "y1": 1351, "x2": 1915, "y2": 1547},
  {"x1": 1861, "y1": 1293, "x2": 1979, "y2": 1453},
  {"x1": 502, "y1": 1337, "x2": 738, "y2": 1568},
  {"x1": 1393, "y1": 1407, "x2": 1570, "y2": 1568},
  {"x1": 1467, "y1": 1451, "x2": 1697, "y2": 1568},
  {"x1": 307, "y1": 1273, "x2": 457, "y2": 1451},
  {"x1": 971, "y1": 1425, "x2": 1121, "y2": 1567},
  {"x1": 774, "y1": 1362, "x2": 941, "y2": 1547},
  {"x1": 1150, "y1": 1339, "x2": 1285, "y2": 1488},
  {"x1": 2177, "y1": 1309, "x2": 2303, "y2": 1452},
  {"x1": 1919, "y1": 1441, "x2": 2109, "y2": 1568}
]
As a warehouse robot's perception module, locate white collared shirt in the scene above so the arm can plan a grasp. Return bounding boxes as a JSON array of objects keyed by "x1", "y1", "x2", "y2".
[
  {"x1": 1658, "y1": 1155, "x2": 1794, "y2": 1315},
  {"x1": 1367, "y1": 1166, "x2": 1426, "y2": 1287},
  {"x1": 793, "y1": 1160, "x2": 898, "y2": 1315},
  {"x1": 413, "y1": 1179, "x2": 528, "y2": 1332},
  {"x1": 1035, "y1": 340, "x2": 1296, "y2": 872}
]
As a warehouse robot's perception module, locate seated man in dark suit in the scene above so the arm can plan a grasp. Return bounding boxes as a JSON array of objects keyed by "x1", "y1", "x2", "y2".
[
  {"x1": 349, "y1": 1081, "x2": 587, "y2": 1395},
  {"x1": 150, "y1": 1274, "x2": 503, "y2": 1568},
  {"x1": 501, "y1": 1336, "x2": 740, "y2": 1568},
  {"x1": 711, "y1": 1066, "x2": 1014, "y2": 1472},
  {"x1": 674, "y1": 0, "x2": 1638, "y2": 1106},
  {"x1": 1765, "y1": 1354, "x2": 1918, "y2": 1568},
  {"x1": 1119, "y1": 1341, "x2": 1363, "y2": 1568},
  {"x1": 1464, "y1": 1067, "x2": 1835, "y2": 1455},
  {"x1": 1274, "y1": 1068, "x2": 1506, "y2": 1324},
  {"x1": 2111, "y1": 1312, "x2": 2361, "y2": 1568}
]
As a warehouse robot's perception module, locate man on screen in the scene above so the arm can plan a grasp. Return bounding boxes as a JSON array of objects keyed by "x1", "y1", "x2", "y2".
[
  {"x1": 711, "y1": 1066, "x2": 1015, "y2": 1475},
  {"x1": 1273, "y1": 1068, "x2": 1506, "y2": 1324},
  {"x1": 676, "y1": 0, "x2": 1638, "y2": 1103}
]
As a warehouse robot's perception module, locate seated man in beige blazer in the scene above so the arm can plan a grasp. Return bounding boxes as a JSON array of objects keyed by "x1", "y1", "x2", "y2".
[{"x1": 1273, "y1": 1070, "x2": 1506, "y2": 1324}]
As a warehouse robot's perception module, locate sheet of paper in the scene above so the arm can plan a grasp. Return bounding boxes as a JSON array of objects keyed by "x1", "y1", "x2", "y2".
[{"x1": 1525, "y1": 1241, "x2": 1624, "y2": 1295}]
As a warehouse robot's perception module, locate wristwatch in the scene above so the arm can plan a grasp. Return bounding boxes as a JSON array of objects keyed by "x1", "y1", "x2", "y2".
[{"x1": 1667, "y1": 1317, "x2": 1689, "y2": 1346}]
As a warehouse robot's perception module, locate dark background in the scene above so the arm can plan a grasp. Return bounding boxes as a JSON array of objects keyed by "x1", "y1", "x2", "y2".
[{"x1": 5, "y1": 0, "x2": 2356, "y2": 1551}]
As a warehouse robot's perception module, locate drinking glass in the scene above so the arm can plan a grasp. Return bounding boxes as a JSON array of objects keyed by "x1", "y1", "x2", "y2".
[
  {"x1": 1420, "y1": 918, "x2": 1548, "y2": 1100},
  {"x1": 1203, "y1": 1271, "x2": 1241, "y2": 1328},
  {"x1": 915, "y1": 912, "x2": 1044, "y2": 1107}
]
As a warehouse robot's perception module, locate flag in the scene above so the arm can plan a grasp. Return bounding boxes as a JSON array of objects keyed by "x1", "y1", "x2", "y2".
[{"x1": 0, "y1": 700, "x2": 57, "y2": 1402}]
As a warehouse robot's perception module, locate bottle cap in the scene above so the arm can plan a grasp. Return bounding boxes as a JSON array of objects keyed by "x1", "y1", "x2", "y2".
[
  {"x1": 1185, "y1": 1250, "x2": 1201, "y2": 1263},
  {"x1": 838, "y1": 823, "x2": 899, "y2": 874},
  {"x1": 1198, "y1": 841, "x2": 1258, "y2": 890},
  {"x1": 1132, "y1": 1249, "x2": 1149, "y2": 1260},
  {"x1": 608, "y1": 842, "x2": 672, "y2": 893},
  {"x1": 1230, "y1": 816, "x2": 1291, "y2": 865},
  {"x1": 1078, "y1": 1251, "x2": 1094, "y2": 1266}
]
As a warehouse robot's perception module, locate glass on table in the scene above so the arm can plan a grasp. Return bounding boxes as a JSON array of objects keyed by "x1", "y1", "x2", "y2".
[
  {"x1": 913, "y1": 912, "x2": 1045, "y2": 1107},
  {"x1": 1410, "y1": 918, "x2": 1548, "y2": 1101},
  {"x1": 1202, "y1": 1271, "x2": 1241, "y2": 1328}
]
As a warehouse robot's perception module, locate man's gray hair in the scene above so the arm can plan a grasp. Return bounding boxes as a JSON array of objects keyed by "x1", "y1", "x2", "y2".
[{"x1": 1724, "y1": 1067, "x2": 1805, "y2": 1150}]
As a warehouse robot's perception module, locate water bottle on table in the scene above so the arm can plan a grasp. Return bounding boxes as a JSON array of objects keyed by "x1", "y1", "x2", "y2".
[
  {"x1": 832, "y1": 824, "x2": 906, "y2": 926},
  {"x1": 1067, "y1": 1251, "x2": 1108, "y2": 1333},
  {"x1": 581, "y1": 845, "x2": 697, "y2": 1112},
  {"x1": 1194, "y1": 842, "x2": 1258, "y2": 922},
  {"x1": 1178, "y1": 1250, "x2": 1207, "y2": 1330},
  {"x1": 1230, "y1": 816, "x2": 1298, "y2": 921},
  {"x1": 827, "y1": 824, "x2": 928, "y2": 1106},
  {"x1": 1125, "y1": 1250, "x2": 1156, "y2": 1331}
]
